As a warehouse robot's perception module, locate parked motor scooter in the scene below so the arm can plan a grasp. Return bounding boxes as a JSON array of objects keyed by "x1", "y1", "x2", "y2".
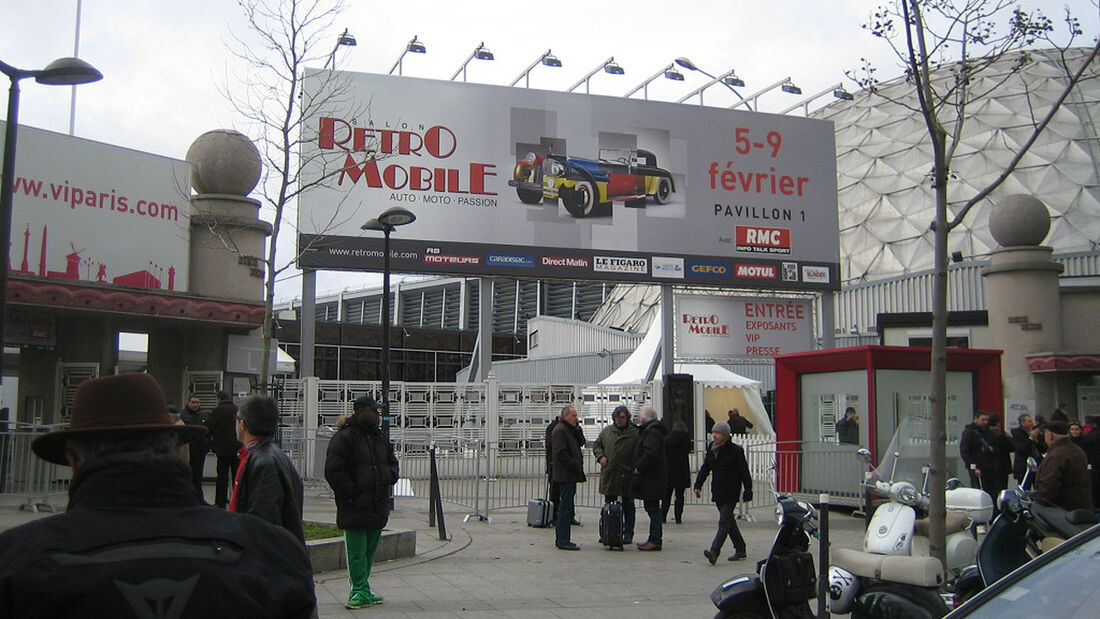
[
  {"x1": 953, "y1": 457, "x2": 1099, "y2": 605},
  {"x1": 709, "y1": 494, "x2": 819, "y2": 619},
  {"x1": 827, "y1": 416, "x2": 992, "y2": 618}
]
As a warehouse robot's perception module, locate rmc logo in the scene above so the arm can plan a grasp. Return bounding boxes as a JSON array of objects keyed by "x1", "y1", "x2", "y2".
[{"x1": 735, "y1": 225, "x2": 791, "y2": 254}]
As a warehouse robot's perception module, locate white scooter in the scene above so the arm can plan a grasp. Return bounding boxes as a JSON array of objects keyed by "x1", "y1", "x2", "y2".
[{"x1": 828, "y1": 416, "x2": 993, "y2": 617}]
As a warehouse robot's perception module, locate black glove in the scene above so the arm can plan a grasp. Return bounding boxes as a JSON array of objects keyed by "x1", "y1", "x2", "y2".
[{"x1": 742, "y1": 489, "x2": 753, "y2": 502}]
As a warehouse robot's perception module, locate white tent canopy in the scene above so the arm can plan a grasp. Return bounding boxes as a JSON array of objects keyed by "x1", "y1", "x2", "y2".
[{"x1": 598, "y1": 315, "x2": 775, "y2": 438}]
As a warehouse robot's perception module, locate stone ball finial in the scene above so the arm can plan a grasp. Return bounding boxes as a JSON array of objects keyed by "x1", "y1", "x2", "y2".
[
  {"x1": 989, "y1": 194, "x2": 1050, "y2": 247},
  {"x1": 185, "y1": 129, "x2": 262, "y2": 196}
]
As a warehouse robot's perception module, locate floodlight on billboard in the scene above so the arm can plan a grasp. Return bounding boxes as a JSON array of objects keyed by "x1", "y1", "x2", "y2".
[{"x1": 297, "y1": 70, "x2": 839, "y2": 291}]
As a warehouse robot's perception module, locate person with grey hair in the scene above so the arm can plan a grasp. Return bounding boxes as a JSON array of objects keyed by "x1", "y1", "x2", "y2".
[
  {"x1": 231, "y1": 396, "x2": 306, "y2": 544},
  {"x1": 632, "y1": 405, "x2": 667, "y2": 551},
  {"x1": 694, "y1": 420, "x2": 753, "y2": 564},
  {"x1": 551, "y1": 404, "x2": 586, "y2": 550},
  {"x1": 0, "y1": 373, "x2": 316, "y2": 617}
]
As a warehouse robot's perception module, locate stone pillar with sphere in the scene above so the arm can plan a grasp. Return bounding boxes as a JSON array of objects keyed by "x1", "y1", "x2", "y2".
[
  {"x1": 185, "y1": 130, "x2": 272, "y2": 301},
  {"x1": 981, "y1": 194, "x2": 1063, "y2": 409}
]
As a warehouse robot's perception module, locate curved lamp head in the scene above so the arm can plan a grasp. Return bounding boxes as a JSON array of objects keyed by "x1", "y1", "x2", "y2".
[
  {"x1": 35, "y1": 57, "x2": 102, "y2": 86},
  {"x1": 378, "y1": 206, "x2": 416, "y2": 227},
  {"x1": 674, "y1": 57, "x2": 698, "y2": 71}
]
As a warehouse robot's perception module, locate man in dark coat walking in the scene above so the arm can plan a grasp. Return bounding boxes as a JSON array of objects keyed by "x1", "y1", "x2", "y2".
[
  {"x1": 207, "y1": 390, "x2": 242, "y2": 508},
  {"x1": 325, "y1": 396, "x2": 400, "y2": 609},
  {"x1": 551, "y1": 405, "x2": 586, "y2": 550},
  {"x1": 0, "y1": 373, "x2": 316, "y2": 617},
  {"x1": 632, "y1": 406, "x2": 667, "y2": 551},
  {"x1": 1036, "y1": 420, "x2": 1093, "y2": 512},
  {"x1": 231, "y1": 396, "x2": 306, "y2": 544},
  {"x1": 695, "y1": 421, "x2": 753, "y2": 564}
]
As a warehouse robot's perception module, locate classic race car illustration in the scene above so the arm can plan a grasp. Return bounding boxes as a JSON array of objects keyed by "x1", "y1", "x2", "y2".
[{"x1": 508, "y1": 148, "x2": 675, "y2": 218}]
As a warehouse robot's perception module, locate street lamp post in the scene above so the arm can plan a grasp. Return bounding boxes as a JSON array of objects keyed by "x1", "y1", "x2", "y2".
[
  {"x1": 674, "y1": 57, "x2": 745, "y2": 105},
  {"x1": 360, "y1": 207, "x2": 416, "y2": 438},
  {"x1": 1, "y1": 57, "x2": 101, "y2": 383}
]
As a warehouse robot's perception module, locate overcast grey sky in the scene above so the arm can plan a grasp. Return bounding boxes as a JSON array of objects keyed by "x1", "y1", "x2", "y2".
[{"x1": 2, "y1": 0, "x2": 1095, "y2": 301}]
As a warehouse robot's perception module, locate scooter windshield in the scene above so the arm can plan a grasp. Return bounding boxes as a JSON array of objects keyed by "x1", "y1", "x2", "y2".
[{"x1": 872, "y1": 415, "x2": 969, "y2": 487}]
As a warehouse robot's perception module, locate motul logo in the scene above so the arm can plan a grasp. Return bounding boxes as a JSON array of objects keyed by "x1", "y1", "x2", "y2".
[
  {"x1": 735, "y1": 225, "x2": 791, "y2": 254},
  {"x1": 735, "y1": 264, "x2": 777, "y2": 279}
]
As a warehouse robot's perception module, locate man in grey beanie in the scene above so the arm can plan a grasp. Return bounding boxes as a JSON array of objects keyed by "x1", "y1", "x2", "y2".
[{"x1": 694, "y1": 421, "x2": 753, "y2": 564}]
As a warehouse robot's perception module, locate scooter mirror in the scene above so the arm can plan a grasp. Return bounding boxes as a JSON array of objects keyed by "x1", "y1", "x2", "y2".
[
  {"x1": 946, "y1": 477, "x2": 961, "y2": 490},
  {"x1": 1027, "y1": 456, "x2": 1039, "y2": 472},
  {"x1": 856, "y1": 448, "x2": 872, "y2": 463}
]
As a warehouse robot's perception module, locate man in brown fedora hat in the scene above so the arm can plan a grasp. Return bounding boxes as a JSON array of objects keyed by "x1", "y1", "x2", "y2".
[{"x1": 0, "y1": 373, "x2": 316, "y2": 617}]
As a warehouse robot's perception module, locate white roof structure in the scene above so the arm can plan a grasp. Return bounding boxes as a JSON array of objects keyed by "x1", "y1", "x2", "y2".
[{"x1": 813, "y1": 46, "x2": 1100, "y2": 285}]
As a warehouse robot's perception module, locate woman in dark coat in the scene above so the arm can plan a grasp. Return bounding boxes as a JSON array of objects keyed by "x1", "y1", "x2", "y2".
[
  {"x1": 324, "y1": 396, "x2": 399, "y2": 609},
  {"x1": 662, "y1": 421, "x2": 692, "y2": 524}
]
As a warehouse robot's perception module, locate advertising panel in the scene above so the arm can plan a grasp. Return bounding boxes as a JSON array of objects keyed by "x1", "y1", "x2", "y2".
[
  {"x1": 676, "y1": 294, "x2": 814, "y2": 359},
  {"x1": 2, "y1": 123, "x2": 191, "y2": 292},
  {"x1": 298, "y1": 71, "x2": 839, "y2": 290}
]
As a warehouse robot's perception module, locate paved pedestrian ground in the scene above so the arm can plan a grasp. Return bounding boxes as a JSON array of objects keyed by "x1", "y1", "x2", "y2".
[{"x1": 1, "y1": 484, "x2": 869, "y2": 617}]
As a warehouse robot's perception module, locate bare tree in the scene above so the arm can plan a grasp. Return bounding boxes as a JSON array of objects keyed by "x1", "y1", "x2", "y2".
[
  {"x1": 851, "y1": 0, "x2": 1098, "y2": 566},
  {"x1": 217, "y1": 0, "x2": 367, "y2": 392}
]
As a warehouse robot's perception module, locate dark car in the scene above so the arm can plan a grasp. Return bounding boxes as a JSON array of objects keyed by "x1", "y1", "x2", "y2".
[
  {"x1": 509, "y1": 147, "x2": 674, "y2": 218},
  {"x1": 946, "y1": 521, "x2": 1100, "y2": 618}
]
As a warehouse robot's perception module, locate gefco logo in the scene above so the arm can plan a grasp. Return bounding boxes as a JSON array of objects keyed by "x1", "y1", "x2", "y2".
[
  {"x1": 735, "y1": 225, "x2": 791, "y2": 254},
  {"x1": 593, "y1": 256, "x2": 648, "y2": 274},
  {"x1": 318, "y1": 117, "x2": 497, "y2": 196},
  {"x1": 542, "y1": 256, "x2": 589, "y2": 268},
  {"x1": 735, "y1": 264, "x2": 777, "y2": 279},
  {"x1": 689, "y1": 262, "x2": 730, "y2": 277},
  {"x1": 487, "y1": 253, "x2": 535, "y2": 268},
  {"x1": 802, "y1": 265, "x2": 830, "y2": 283},
  {"x1": 423, "y1": 247, "x2": 480, "y2": 265}
]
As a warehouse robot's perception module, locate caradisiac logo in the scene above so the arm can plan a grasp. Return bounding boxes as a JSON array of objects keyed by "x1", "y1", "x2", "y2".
[
  {"x1": 652, "y1": 257, "x2": 684, "y2": 279},
  {"x1": 735, "y1": 264, "x2": 777, "y2": 279},
  {"x1": 593, "y1": 256, "x2": 647, "y2": 274},
  {"x1": 689, "y1": 262, "x2": 730, "y2": 277},
  {"x1": 542, "y1": 256, "x2": 589, "y2": 268},
  {"x1": 735, "y1": 225, "x2": 791, "y2": 254},
  {"x1": 802, "y1": 265, "x2": 830, "y2": 283},
  {"x1": 487, "y1": 253, "x2": 535, "y2": 268}
]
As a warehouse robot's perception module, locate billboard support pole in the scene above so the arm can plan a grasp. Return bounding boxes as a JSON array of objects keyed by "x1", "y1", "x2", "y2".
[
  {"x1": 660, "y1": 283, "x2": 675, "y2": 375},
  {"x1": 820, "y1": 290, "x2": 835, "y2": 349},
  {"x1": 299, "y1": 268, "x2": 316, "y2": 379},
  {"x1": 472, "y1": 277, "x2": 493, "y2": 381}
]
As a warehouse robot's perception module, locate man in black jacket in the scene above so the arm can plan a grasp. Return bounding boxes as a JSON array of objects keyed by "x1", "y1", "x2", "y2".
[
  {"x1": 550, "y1": 404, "x2": 586, "y2": 551},
  {"x1": 325, "y1": 396, "x2": 400, "y2": 609},
  {"x1": 1011, "y1": 413, "x2": 1046, "y2": 485},
  {"x1": 633, "y1": 406, "x2": 667, "y2": 551},
  {"x1": 695, "y1": 421, "x2": 753, "y2": 564},
  {"x1": 208, "y1": 390, "x2": 243, "y2": 508},
  {"x1": 178, "y1": 393, "x2": 209, "y2": 498},
  {"x1": 0, "y1": 373, "x2": 316, "y2": 617},
  {"x1": 231, "y1": 396, "x2": 306, "y2": 543},
  {"x1": 960, "y1": 411, "x2": 1012, "y2": 502}
]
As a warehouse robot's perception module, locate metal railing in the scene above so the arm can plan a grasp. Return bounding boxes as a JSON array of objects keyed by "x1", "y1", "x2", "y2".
[{"x1": 0, "y1": 423, "x2": 69, "y2": 512}]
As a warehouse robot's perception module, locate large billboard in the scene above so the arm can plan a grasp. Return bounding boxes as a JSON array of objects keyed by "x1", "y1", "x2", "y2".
[
  {"x1": 298, "y1": 71, "x2": 839, "y2": 290},
  {"x1": 3, "y1": 123, "x2": 191, "y2": 292}
]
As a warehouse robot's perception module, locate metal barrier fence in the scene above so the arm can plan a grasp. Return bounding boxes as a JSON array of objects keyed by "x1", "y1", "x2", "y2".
[
  {"x1": 0, "y1": 424, "x2": 69, "y2": 512},
  {"x1": 283, "y1": 430, "x2": 868, "y2": 520}
]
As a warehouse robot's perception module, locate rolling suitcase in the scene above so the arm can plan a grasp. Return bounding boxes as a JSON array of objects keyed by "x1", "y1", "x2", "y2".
[
  {"x1": 527, "y1": 481, "x2": 553, "y2": 528},
  {"x1": 599, "y1": 500, "x2": 624, "y2": 550}
]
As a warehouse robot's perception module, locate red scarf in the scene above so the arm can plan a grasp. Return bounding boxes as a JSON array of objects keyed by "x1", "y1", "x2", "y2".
[{"x1": 228, "y1": 440, "x2": 258, "y2": 512}]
